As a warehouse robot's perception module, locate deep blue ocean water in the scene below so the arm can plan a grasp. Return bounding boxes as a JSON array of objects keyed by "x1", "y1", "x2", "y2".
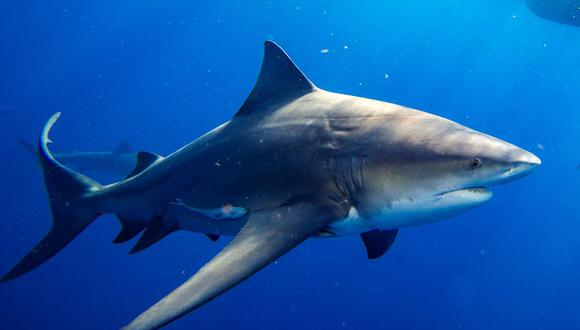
[{"x1": 0, "y1": 1, "x2": 578, "y2": 329}]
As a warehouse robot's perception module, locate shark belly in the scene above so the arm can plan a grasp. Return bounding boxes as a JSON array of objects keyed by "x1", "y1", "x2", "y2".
[
  {"x1": 326, "y1": 204, "x2": 456, "y2": 236},
  {"x1": 327, "y1": 187, "x2": 493, "y2": 236}
]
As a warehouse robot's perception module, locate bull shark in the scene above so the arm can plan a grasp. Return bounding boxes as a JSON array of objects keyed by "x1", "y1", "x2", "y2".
[
  {"x1": 525, "y1": 0, "x2": 580, "y2": 27},
  {"x1": 1, "y1": 41, "x2": 540, "y2": 329},
  {"x1": 17, "y1": 138, "x2": 137, "y2": 177}
]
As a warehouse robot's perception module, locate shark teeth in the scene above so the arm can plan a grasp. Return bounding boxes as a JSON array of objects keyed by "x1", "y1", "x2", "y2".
[
  {"x1": 438, "y1": 187, "x2": 490, "y2": 197},
  {"x1": 464, "y1": 187, "x2": 490, "y2": 194}
]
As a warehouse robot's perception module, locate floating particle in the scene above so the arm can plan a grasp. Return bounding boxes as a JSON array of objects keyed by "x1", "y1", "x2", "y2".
[
  {"x1": 384, "y1": 73, "x2": 389, "y2": 79},
  {"x1": 536, "y1": 143, "x2": 544, "y2": 150},
  {"x1": 320, "y1": 48, "x2": 330, "y2": 54},
  {"x1": 343, "y1": 45, "x2": 349, "y2": 50}
]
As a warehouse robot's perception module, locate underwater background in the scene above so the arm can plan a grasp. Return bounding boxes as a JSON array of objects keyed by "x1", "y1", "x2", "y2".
[{"x1": 0, "y1": 0, "x2": 578, "y2": 329}]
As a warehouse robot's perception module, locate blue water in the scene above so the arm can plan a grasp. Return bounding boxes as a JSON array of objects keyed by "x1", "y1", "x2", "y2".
[{"x1": 1, "y1": 1, "x2": 579, "y2": 329}]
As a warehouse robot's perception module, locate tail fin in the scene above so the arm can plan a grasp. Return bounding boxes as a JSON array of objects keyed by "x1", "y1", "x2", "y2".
[
  {"x1": 1, "y1": 113, "x2": 102, "y2": 282},
  {"x1": 16, "y1": 138, "x2": 37, "y2": 157}
]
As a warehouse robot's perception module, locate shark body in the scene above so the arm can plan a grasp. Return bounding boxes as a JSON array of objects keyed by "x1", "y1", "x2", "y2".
[
  {"x1": 2, "y1": 41, "x2": 540, "y2": 329},
  {"x1": 18, "y1": 138, "x2": 137, "y2": 177},
  {"x1": 526, "y1": 0, "x2": 580, "y2": 26}
]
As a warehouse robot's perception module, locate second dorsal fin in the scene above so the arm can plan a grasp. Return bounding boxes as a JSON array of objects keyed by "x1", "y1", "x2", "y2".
[
  {"x1": 125, "y1": 151, "x2": 163, "y2": 179},
  {"x1": 113, "y1": 140, "x2": 133, "y2": 154},
  {"x1": 235, "y1": 41, "x2": 315, "y2": 117}
]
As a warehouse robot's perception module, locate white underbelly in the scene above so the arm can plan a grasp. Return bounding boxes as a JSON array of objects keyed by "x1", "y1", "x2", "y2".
[{"x1": 326, "y1": 196, "x2": 478, "y2": 236}]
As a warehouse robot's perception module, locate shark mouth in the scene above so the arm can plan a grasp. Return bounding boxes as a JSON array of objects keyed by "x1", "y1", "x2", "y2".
[
  {"x1": 437, "y1": 186, "x2": 492, "y2": 199},
  {"x1": 461, "y1": 187, "x2": 491, "y2": 194}
]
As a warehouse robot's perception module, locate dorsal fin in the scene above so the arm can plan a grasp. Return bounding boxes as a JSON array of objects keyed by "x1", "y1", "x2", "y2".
[
  {"x1": 113, "y1": 140, "x2": 132, "y2": 154},
  {"x1": 125, "y1": 151, "x2": 163, "y2": 179},
  {"x1": 235, "y1": 41, "x2": 315, "y2": 117}
]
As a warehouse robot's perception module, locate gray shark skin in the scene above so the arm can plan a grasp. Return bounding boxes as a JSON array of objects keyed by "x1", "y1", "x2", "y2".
[
  {"x1": 1, "y1": 41, "x2": 540, "y2": 329},
  {"x1": 526, "y1": 0, "x2": 580, "y2": 27},
  {"x1": 17, "y1": 138, "x2": 137, "y2": 177}
]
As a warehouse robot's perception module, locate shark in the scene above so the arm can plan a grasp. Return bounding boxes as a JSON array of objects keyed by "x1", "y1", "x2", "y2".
[
  {"x1": 1, "y1": 41, "x2": 540, "y2": 329},
  {"x1": 525, "y1": 0, "x2": 580, "y2": 27},
  {"x1": 17, "y1": 138, "x2": 137, "y2": 178}
]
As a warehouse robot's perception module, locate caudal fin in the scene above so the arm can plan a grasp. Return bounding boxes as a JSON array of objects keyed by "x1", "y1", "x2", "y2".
[
  {"x1": 16, "y1": 138, "x2": 37, "y2": 157},
  {"x1": 1, "y1": 113, "x2": 102, "y2": 282}
]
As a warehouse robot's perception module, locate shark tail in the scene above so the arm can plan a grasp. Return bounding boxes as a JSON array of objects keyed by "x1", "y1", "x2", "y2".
[
  {"x1": 17, "y1": 138, "x2": 37, "y2": 156},
  {"x1": 1, "y1": 113, "x2": 102, "y2": 282}
]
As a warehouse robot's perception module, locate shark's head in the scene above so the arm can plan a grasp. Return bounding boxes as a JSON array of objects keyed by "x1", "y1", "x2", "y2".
[{"x1": 353, "y1": 101, "x2": 541, "y2": 228}]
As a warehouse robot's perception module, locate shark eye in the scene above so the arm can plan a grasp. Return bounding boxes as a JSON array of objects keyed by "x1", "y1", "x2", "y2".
[{"x1": 470, "y1": 158, "x2": 482, "y2": 169}]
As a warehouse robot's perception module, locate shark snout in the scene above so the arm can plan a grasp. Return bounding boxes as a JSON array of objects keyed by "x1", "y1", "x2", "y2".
[
  {"x1": 502, "y1": 148, "x2": 541, "y2": 182},
  {"x1": 515, "y1": 149, "x2": 541, "y2": 167},
  {"x1": 512, "y1": 148, "x2": 541, "y2": 171}
]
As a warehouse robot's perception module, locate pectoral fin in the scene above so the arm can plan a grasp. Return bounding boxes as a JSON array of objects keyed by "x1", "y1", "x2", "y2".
[
  {"x1": 360, "y1": 229, "x2": 398, "y2": 259},
  {"x1": 122, "y1": 199, "x2": 347, "y2": 330},
  {"x1": 206, "y1": 234, "x2": 220, "y2": 242}
]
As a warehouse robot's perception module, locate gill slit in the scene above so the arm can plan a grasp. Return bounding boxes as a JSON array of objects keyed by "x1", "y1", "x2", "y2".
[{"x1": 331, "y1": 156, "x2": 365, "y2": 203}]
